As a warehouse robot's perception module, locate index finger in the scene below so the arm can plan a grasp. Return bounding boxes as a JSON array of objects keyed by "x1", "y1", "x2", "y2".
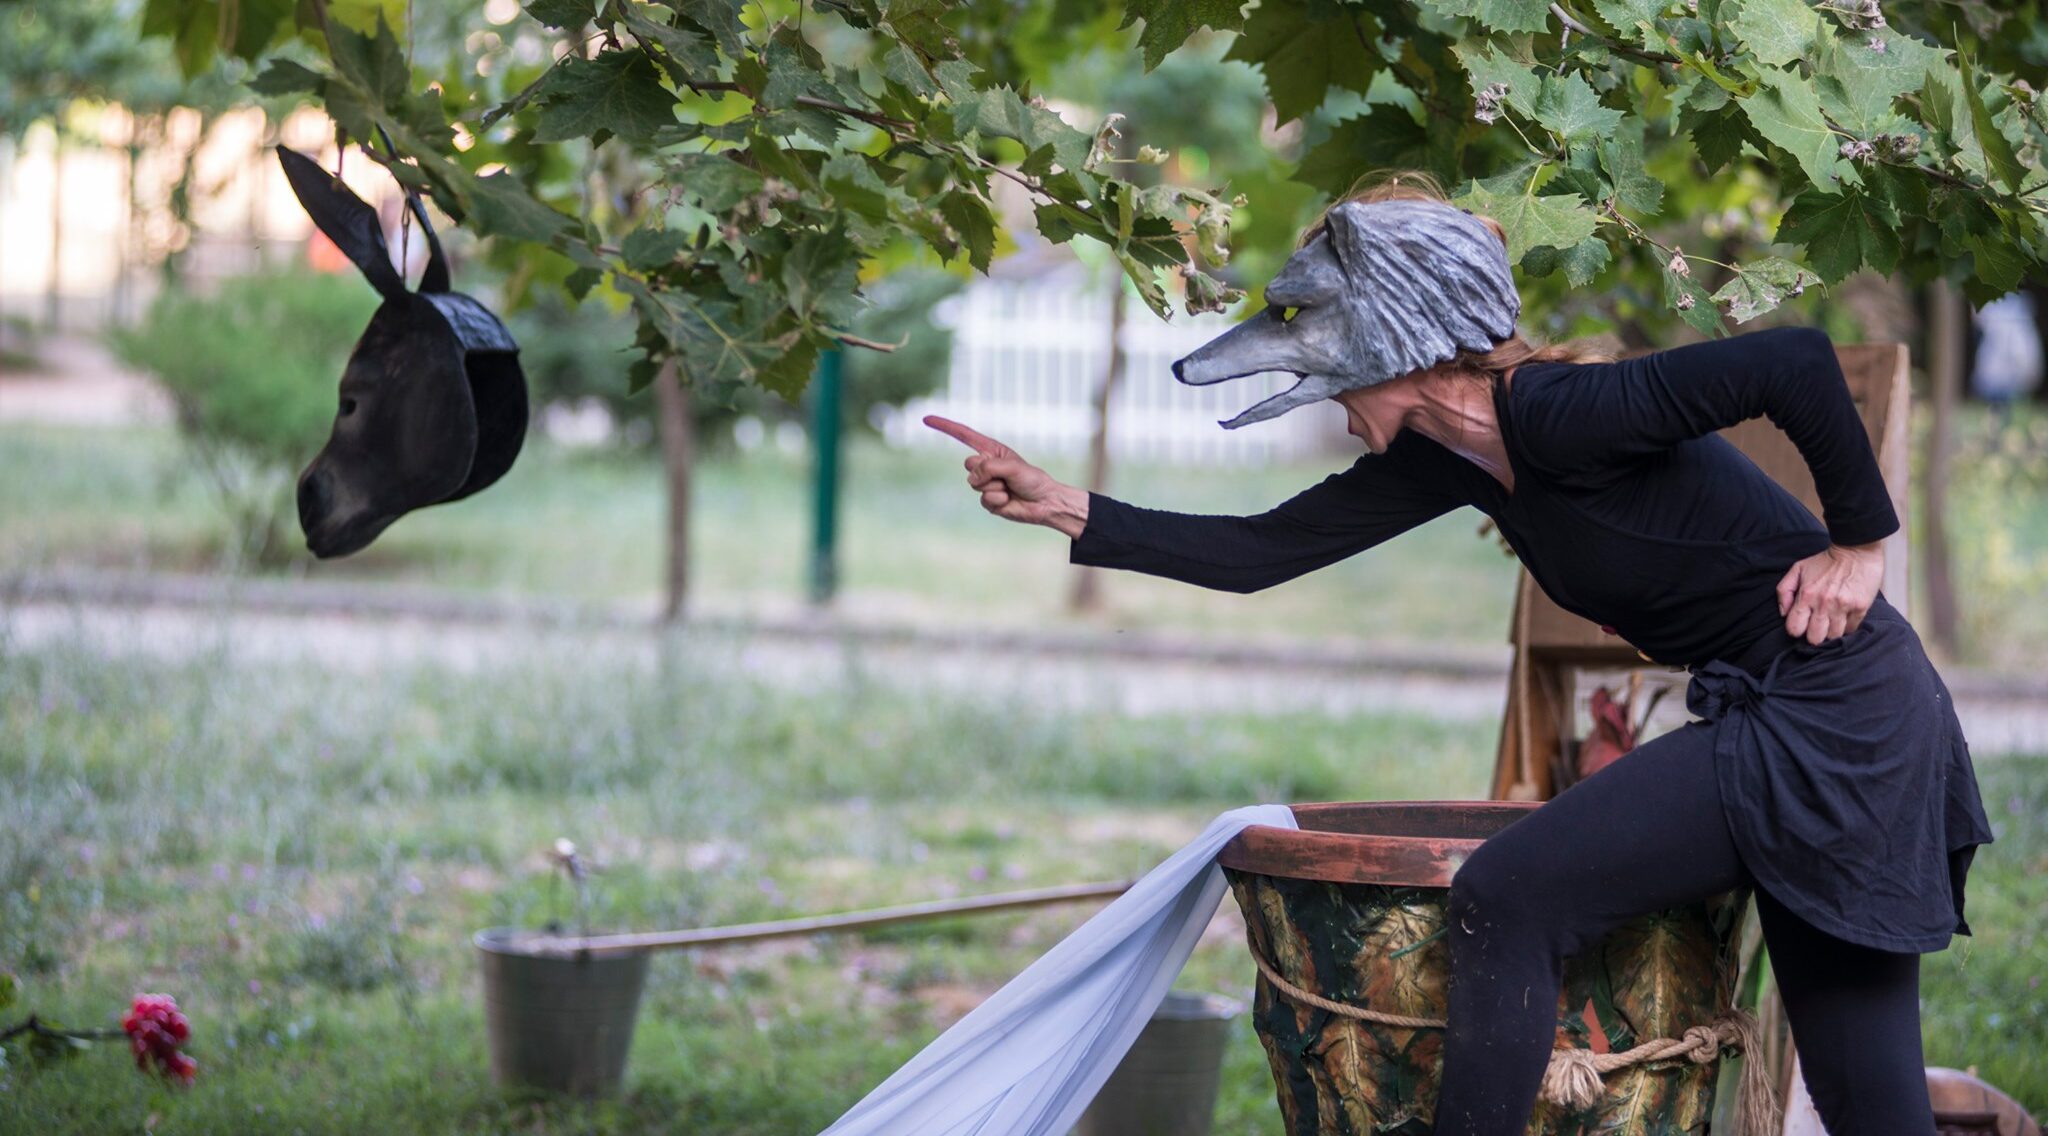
[{"x1": 923, "y1": 415, "x2": 1007, "y2": 456}]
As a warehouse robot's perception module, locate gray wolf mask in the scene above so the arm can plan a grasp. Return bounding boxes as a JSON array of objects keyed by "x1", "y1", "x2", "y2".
[
  {"x1": 277, "y1": 145, "x2": 529, "y2": 559},
  {"x1": 1171, "y1": 199, "x2": 1520, "y2": 429}
]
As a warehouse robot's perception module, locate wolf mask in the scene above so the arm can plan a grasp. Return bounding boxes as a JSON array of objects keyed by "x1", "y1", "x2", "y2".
[
  {"x1": 1171, "y1": 198, "x2": 1520, "y2": 429},
  {"x1": 277, "y1": 144, "x2": 529, "y2": 559}
]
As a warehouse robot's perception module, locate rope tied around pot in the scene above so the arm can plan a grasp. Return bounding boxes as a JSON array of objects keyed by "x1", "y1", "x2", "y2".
[{"x1": 1248, "y1": 949, "x2": 1781, "y2": 1136}]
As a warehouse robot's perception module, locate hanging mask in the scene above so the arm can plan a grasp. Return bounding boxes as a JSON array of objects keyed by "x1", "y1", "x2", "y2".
[{"x1": 277, "y1": 144, "x2": 529, "y2": 559}]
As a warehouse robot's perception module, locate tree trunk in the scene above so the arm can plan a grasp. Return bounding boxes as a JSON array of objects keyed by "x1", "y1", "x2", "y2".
[
  {"x1": 1923, "y1": 278, "x2": 1963, "y2": 659},
  {"x1": 652, "y1": 357, "x2": 695, "y2": 622},
  {"x1": 45, "y1": 131, "x2": 63, "y2": 331},
  {"x1": 1068, "y1": 280, "x2": 1126, "y2": 612}
]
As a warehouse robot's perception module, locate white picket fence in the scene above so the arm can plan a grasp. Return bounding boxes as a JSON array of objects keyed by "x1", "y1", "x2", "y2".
[{"x1": 882, "y1": 269, "x2": 1347, "y2": 467}]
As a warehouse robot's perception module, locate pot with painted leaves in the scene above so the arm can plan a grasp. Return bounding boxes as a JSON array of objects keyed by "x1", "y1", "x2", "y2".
[{"x1": 1218, "y1": 801, "x2": 1753, "y2": 1135}]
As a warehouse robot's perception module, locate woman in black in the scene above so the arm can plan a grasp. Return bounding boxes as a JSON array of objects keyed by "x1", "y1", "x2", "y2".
[{"x1": 925, "y1": 183, "x2": 1993, "y2": 1134}]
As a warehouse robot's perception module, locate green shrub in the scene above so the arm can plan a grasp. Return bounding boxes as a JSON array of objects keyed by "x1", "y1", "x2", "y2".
[{"x1": 111, "y1": 266, "x2": 377, "y2": 565}]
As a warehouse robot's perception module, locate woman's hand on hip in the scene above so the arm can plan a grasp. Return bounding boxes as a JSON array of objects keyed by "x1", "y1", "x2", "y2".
[
  {"x1": 1776, "y1": 541, "x2": 1885, "y2": 645},
  {"x1": 924, "y1": 415, "x2": 1090, "y2": 538}
]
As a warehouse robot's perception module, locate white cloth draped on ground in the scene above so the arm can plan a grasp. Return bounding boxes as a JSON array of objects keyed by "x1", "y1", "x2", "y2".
[{"x1": 818, "y1": 804, "x2": 1297, "y2": 1136}]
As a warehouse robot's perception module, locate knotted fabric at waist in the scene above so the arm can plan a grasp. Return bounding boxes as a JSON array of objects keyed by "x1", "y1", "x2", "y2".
[{"x1": 1684, "y1": 593, "x2": 1904, "y2": 721}]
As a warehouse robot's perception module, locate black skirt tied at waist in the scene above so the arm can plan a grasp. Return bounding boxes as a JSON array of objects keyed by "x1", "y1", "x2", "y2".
[{"x1": 1679, "y1": 592, "x2": 1996, "y2": 954}]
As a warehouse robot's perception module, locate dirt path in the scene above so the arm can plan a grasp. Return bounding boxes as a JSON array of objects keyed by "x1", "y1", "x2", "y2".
[{"x1": 8, "y1": 573, "x2": 2046, "y2": 755}]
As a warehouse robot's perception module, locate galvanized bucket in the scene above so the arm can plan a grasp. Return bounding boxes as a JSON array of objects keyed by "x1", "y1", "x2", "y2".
[
  {"x1": 1218, "y1": 802, "x2": 1748, "y2": 1135},
  {"x1": 475, "y1": 927, "x2": 650, "y2": 1097},
  {"x1": 1073, "y1": 990, "x2": 1243, "y2": 1136}
]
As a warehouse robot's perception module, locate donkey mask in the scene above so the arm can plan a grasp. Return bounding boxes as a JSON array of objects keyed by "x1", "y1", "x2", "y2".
[
  {"x1": 1170, "y1": 199, "x2": 1521, "y2": 429},
  {"x1": 277, "y1": 145, "x2": 528, "y2": 559}
]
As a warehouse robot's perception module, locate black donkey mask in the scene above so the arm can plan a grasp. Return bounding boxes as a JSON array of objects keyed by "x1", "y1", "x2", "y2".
[{"x1": 278, "y1": 144, "x2": 528, "y2": 559}]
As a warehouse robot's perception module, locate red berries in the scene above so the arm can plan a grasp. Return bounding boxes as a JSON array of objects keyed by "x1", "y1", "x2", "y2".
[{"x1": 122, "y1": 994, "x2": 197, "y2": 1084}]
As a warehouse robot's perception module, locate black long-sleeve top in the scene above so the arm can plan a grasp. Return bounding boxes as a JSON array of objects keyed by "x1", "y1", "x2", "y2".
[{"x1": 1070, "y1": 325, "x2": 1901, "y2": 670}]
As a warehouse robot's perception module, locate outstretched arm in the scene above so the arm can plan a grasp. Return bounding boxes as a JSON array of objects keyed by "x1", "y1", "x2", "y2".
[
  {"x1": 926, "y1": 415, "x2": 1461, "y2": 595},
  {"x1": 1516, "y1": 325, "x2": 1899, "y2": 548},
  {"x1": 1070, "y1": 459, "x2": 1459, "y2": 593}
]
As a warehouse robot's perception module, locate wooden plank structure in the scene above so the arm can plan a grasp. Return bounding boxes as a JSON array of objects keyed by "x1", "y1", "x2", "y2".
[{"x1": 1484, "y1": 340, "x2": 1915, "y2": 1129}]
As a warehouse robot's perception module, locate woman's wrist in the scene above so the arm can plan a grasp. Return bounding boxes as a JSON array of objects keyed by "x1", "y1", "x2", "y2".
[{"x1": 1045, "y1": 484, "x2": 1090, "y2": 539}]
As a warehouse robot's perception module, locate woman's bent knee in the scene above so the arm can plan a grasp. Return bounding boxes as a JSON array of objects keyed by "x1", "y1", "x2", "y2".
[{"x1": 1448, "y1": 844, "x2": 1536, "y2": 936}]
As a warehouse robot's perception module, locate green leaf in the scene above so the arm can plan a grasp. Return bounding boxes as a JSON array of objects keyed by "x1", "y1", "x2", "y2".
[
  {"x1": 1450, "y1": 179, "x2": 1600, "y2": 262},
  {"x1": 1599, "y1": 116, "x2": 1665, "y2": 213},
  {"x1": 466, "y1": 172, "x2": 575, "y2": 242},
  {"x1": 140, "y1": 0, "x2": 217, "y2": 78},
  {"x1": 1773, "y1": 187, "x2": 1900, "y2": 283},
  {"x1": 1741, "y1": 67, "x2": 1844, "y2": 190},
  {"x1": 1224, "y1": 0, "x2": 1384, "y2": 126},
  {"x1": 248, "y1": 59, "x2": 328, "y2": 97},
  {"x1": 940, "y1": 191, "x2": 996, "y2": 272},
  {"x1": 880, "y1": 42, "x2": 939, "y2": 98},
  {"x1": 327, "y1": 0, "x2": 408, "y2": 36},
  {"x1": 565, "y1": 266, "x2": 605, "y2": 301},
  {"x1": 760, "y1": 35, "x2": 850, "y2": 145},
  {"x1": 1415, "y1": 0, "x2": 1551, "y2": 34},
  {"x1": 1451, "y1": 40, "x2": 1541, "y2": 119},
  {"x1": 1588, "y1": 0, "x2": 1668, "y2": 53},
  {"x1": 1726, "y1": 0, "x2": 1818, "y2": 68},
  {"x1": 669, "y1": 0, "x2": 749, "y2": 58},
  {"x1": 524, "y1": 0, "x2": 595, "y2": 29},
  {"x1": 618, "y1": 4, "x2": 720, "y2": 83},
  {"x1": 755, "y1": 335, "x2": 822, "y2": 402},
  {"x1": 0, "y1": 972, "x2": 18, "y2": 1014},
  {"x1": 228, "y1": 0, "x2": 296, "y2": 60},
  {"x1": 326, "y1": 11, "x2": 410, "y2": 113},
  {"x1": 1532, "y1": 72, "x2": 1625, "y2": 143},
  {"x1": 782, "y1": 230, "x2": 864, "y2": 324},
  {"x1": 667, "y1": 152, "x2": 767, "y2": 211},
  {"x1": 1662, "y1": 259, "x2": 1727, "y2": 336},
  {"x1": 1117, "y1": 0, "x2": 1249, "y2": 71},
  {"x1": 951, "y1": 87, "x2": 1092, "y2": 172},
  {"x1": 1557, "y1": 233, "x2": 1613, "y2": 287},
  {"x1": 1681, "y1": 100, "x2": 1753, "y2": 173},
  {"x1": 533, "y1": 51, "x2": 675, "y2": 144},
  {"x1": 884, "y1": 0, "x2": 959, "y2": 63},
  {"x1": 1295, "y1": 104, "x2": 1457, "y2": 197},
  {"x1": 820, "y1": 152, "x2": 900, "y2": 221},
  {"x1": 1958, "y1": 47, "x2": 2026, "y2": 193},
  {"x1": 1812, "y1": 28, "x2": 1947, "y2": 133},
  {"x1": 1709, "y1": 255, "x2": 1817, "y2": 321},
  {"x1": 622, "y1": 228, "x2": 692, "y2": 271}
]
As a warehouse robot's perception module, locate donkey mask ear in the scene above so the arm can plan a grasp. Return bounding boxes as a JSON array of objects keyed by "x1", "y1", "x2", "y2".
[
  {"x1": 420, "y1": 292, "x2": 528, "y2": 502},
  {"x1": 275, "y1": 145, "x2": 408, "y2": 300}
]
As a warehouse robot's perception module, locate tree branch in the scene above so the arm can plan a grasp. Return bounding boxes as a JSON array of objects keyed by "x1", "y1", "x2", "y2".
[
  {"x1": 1549, "y1": 3, "x2": 1682, "y2": 66},
  {"x1": 833, "y1": 330, "x2": 903, "y2": 352}
]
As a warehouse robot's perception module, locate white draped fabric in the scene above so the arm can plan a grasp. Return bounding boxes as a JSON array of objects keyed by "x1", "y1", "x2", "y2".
[{"x1": 818, "y1": 804, "x2": 1297, "y2": 1136}]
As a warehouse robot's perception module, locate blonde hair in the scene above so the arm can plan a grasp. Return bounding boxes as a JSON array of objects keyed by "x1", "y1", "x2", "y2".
[{"x1": 1300, "y1": 169, "x2": 1618, "y2": 381}]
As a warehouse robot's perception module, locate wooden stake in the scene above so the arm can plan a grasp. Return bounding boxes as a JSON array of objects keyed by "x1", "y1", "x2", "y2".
[{"x1": 524, "y1": 879, "x2": 1136, "y2": 956}]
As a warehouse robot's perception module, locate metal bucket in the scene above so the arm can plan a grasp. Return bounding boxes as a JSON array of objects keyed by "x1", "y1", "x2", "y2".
[
  {"x1": 1073, "y1": 990, "x2": 1243, "y2": 1136},
  {"x1": 1218, "y1": 801, "x2": 1748, "y2": 1135},
  {"x1": 475, "y1": 927, "x2": 650, "y2": 1097}
]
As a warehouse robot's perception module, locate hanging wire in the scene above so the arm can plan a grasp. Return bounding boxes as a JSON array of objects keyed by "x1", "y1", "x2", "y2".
[{"x1": 398, "y1": 0, "x2": 416, "y2": 282}]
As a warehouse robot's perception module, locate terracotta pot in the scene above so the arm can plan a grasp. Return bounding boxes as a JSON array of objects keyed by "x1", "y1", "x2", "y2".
[{"x1": 1219, "y1": 801, "x2": 1748, "y2": 1136}]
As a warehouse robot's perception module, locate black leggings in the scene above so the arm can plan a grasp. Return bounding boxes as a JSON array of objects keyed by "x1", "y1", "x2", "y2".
[{"x1": 1434, "y1": 715, "x2": 1935, "y2": 1135}]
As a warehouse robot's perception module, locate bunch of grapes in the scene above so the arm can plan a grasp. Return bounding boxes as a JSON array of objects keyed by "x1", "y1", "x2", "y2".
[{"x1": 121, "y1": 994, "x2": 197, "y2": 1084}]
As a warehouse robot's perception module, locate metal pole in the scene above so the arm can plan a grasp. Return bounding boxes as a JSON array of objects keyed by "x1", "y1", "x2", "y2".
[{"x1": 808, "y1": 347, "x2": 844, "y2": 605}]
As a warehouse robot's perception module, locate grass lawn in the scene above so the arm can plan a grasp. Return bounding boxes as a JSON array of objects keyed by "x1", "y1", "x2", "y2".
[
  {"x1": 0, "y1": 421, "x2": 1522, "y2": 651},
  {"x1": 1, "y1": 629, "x2": 2042, "y2": 1132},
  {"x1": 7, "y1": 411, "x2": 2048, "y2": 666}
]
